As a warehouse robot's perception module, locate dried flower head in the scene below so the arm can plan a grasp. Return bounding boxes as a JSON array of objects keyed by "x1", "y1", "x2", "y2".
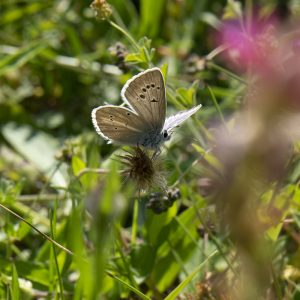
[
  {"x1": 184, "y1": 54, "x2": 206, "y2": 75},
  {"x1": 146, "y1": 188, "x2": 180, "y2": 214},
  {"x1": 90, "y1": 0, "x2": 112, "y2": 20},
  {"x1": 108, "y1": 42, "x2": 129, "y2": 71},
  {"x1": 118, "y1": 147, "x2": 166, "y2": 191},
  {"x1": 55, "y1": 137, "x2": 82, "y2": 163}
]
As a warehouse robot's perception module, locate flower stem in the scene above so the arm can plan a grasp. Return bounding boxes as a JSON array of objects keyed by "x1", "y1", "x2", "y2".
[
  {"x1": 131, "y1": 199, "x2": 139, "y2": 245},
  {"x1": 207, "y1": 85, "x2": 228, "y2": 129},
  {"x1": 207, "y1": 61, "x2": 247, "y2": 84},
  {"x1": 108, "y1": 20, "x2": 140, "y2": 52}
]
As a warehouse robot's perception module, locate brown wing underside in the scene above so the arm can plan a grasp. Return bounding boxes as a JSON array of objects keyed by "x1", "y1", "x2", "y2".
[{"x1": 92, "y1": 106, "x2": 150, "y2": 145}]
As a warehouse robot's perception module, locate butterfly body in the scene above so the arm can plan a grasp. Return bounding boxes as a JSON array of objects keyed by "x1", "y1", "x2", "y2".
[
  {"x1": 138, "y1": 129, "x2": 170, "y2": 149},
  {"x1": 92, "y1": 68, "x2": 201, "y2": 151}
]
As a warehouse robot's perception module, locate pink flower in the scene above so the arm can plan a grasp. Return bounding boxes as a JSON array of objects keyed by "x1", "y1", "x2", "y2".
[{"x1": 219, "y1": 16, "x2": 278, "y2": 72}]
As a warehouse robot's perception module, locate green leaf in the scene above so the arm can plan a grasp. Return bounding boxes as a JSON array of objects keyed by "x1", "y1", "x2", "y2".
[
  {"x1": 11, "y1": 264, "x2": 20, "y2": 300},
  {"x1": 176, "y1": 82, "x2": 198, "y2": 107},
  {"x1": 223, "y1": 0, "x2": 243, "y2": 19},
  {"x1": 125, "y1": 52, "x2": 147, "y2": 64},
  {"x1": 0, "y1": 178, "x2": 23, "y2": 204},
  {"x1": 107, "y1": 272, "x2": 151, "y2": 300},
  {"x1": 72, "y1": 156, "x2": 86, "y2": 176},
  {"x1": 0, "y1": 41, "x2": 47, "y2": 77},
  {"x1": 72, "y1": 155, "x2": 91, "y2": 189},
  {"x1": 150, "y1": 201, "x2": 204, "y2": 291},
  {"x1": 2, "y1": 123, "x2": 67, "y2": 188},
  {"x1": 130, "y1": 243, "x2": 156, "y2": 280},
  {"x1": 144, "y1": 203, "x2": 178, "y2": 246},
  {"x1": 160, "y1": 64, "x2": 168, "y2": 80},
  {"x1": 192, "y1": 144, "x2": 223, "y2": 170},
  {"x1": 199, "y1": 12, "x2": 222, "y2": 29},
  {"x1": 164, "y1": 250, "x2": 218, "y2": 300},
  {"x1": 139, "y1": 0, "x2": 166, "y2": 37},
  {"x1": 0, "y1": 3, "x2": 48, "y2": 25},
  {"x1": 152, "y1": 236, "x2": 197, "y2": 291},
  {"x1": 0, "y1": 258, "x2": 51, "y2": 288}
]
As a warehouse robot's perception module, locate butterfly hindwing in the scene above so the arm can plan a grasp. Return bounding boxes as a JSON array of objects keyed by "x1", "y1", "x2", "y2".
[{"x1": 92, "y1": 105, "x2": 150, "y2": 145}]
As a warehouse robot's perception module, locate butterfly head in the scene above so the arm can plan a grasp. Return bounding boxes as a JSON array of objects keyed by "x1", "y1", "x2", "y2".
[{"x1": 162, "y1": 130, "x2": 171, "y2": 141}]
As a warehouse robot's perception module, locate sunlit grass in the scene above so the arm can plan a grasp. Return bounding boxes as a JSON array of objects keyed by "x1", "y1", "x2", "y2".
[{"x1": 1, "y1": 0, "x2": 300, "y2": 299}]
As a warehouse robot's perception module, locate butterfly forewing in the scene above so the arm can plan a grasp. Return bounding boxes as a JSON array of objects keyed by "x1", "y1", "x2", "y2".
[
  {"x1": 121, "y1": 68, "x2": 166, "y2": 132},
  {"x1": 92, "y1": 106, "x2": 149, "y2": 145}
]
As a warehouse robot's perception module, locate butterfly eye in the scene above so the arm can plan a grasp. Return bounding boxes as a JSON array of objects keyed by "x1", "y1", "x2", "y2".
[{"x1": 163, "y1": 131, "x2": 168, "y2": 139}]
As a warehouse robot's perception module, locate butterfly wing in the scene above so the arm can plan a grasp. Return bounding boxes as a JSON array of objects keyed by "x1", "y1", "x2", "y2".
[
  {"x1": 121, "y1": 68, "x2": 166, "y2": 132},
  {"x1": 163, "y1": 104, "x2": 202, "y2": 134},
  {"x1": 92, "y1": 105, "x2": 150, "y2": 145}
]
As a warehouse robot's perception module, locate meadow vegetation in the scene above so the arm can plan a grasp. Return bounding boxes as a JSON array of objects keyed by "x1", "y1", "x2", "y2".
[{"x1": 1, "y1": 0, "x2": 300, "y2": 299}]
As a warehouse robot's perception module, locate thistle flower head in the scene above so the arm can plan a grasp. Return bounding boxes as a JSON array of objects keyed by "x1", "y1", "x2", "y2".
[{"x1": 118, "y1": 147, "x2": 166, "y2": 191}]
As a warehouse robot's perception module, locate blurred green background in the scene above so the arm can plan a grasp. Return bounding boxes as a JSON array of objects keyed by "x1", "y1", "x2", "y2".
[{"x1": 1, "y1": 0, "x2": 300, "y2": 299}]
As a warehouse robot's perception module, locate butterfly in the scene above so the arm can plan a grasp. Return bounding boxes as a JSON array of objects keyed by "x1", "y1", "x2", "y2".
[{"x1": 91, "y1": 67, "x2": 201, "y2": 153}]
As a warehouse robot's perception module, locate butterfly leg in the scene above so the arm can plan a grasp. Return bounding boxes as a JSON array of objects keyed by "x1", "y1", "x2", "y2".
[{"x1": 151, "y1": 147, "x2": 161, "y2": 160}]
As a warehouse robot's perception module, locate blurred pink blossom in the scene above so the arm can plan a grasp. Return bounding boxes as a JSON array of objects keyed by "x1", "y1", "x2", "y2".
[
  {"x1": 218, "y1": 14, "x2": 300, "y2": 110},
  {"x1": 219, "y1": 16, "x2": 278, "y2": 72}
]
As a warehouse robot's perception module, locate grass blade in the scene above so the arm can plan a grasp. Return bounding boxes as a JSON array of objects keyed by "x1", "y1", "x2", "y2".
[
  {"x1": 106, "y1": 271, "x2": 151, "y2": 300},
  {"x1": 0, "y1": 41, "x2": 47, "y2": 76},
  {"x1": 164, "y1": 250, "x2": 218, "y2": 300},
  {"x1": 11, "y1": 264, "x2": 20, "y2": 300}
]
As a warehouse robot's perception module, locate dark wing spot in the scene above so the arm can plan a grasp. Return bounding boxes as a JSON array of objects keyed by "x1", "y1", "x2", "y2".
[
  {"x1": 151, "y1": 98, "x2": 158, "y2": 102},
  {"x1": 115, "y1": 127, "x2": 118, "y2": 130},
  {"x1": 110, "y1": 115, "x2": 113, "y2": 117},
  {"x1": 142, "y1": 88, "x2": 147, "y2": 92},
  {"x1": 127, "y1": 112, "x2": 130, "y2": 115},
  {"x1": 157, "y1": 86, "x2": 160, "y2": 90},
  {"x1": 146, "y1": 85, "x2": 150, "y2": 89},
  {"x1": 140, "y1": 94, "x2": 145, "y2": 99},
  {"x1": 151, "y1": 83, "x2": 155, "y2": 88}
]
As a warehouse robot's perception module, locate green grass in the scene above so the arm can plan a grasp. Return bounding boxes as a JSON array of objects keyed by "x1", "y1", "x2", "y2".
[{"x1": 1, "y1": 0, "x2": 300, "y2": 299}]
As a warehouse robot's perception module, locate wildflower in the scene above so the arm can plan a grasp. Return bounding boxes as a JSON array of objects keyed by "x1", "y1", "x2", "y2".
[
  {"x1": 219, "y1": 10, "x2": 300, "y2": 111},
  {"x1": 118, "y1": 147, "x2": 166, "y2": 191},
  {"x1": 90, "y1": 0, "x2": 112, "y2": 20},
  {"x1": 219, "y1": 15, "x2": 278, "y2": 72}
]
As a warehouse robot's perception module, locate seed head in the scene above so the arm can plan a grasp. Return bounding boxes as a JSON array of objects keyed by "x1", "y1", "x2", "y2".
[
  {"x1": 118, "y1": 147, "x2": 166, "y2": 191},
  {"x1": 90, "y1": 0, "x2": 112, "y2": 20}
]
